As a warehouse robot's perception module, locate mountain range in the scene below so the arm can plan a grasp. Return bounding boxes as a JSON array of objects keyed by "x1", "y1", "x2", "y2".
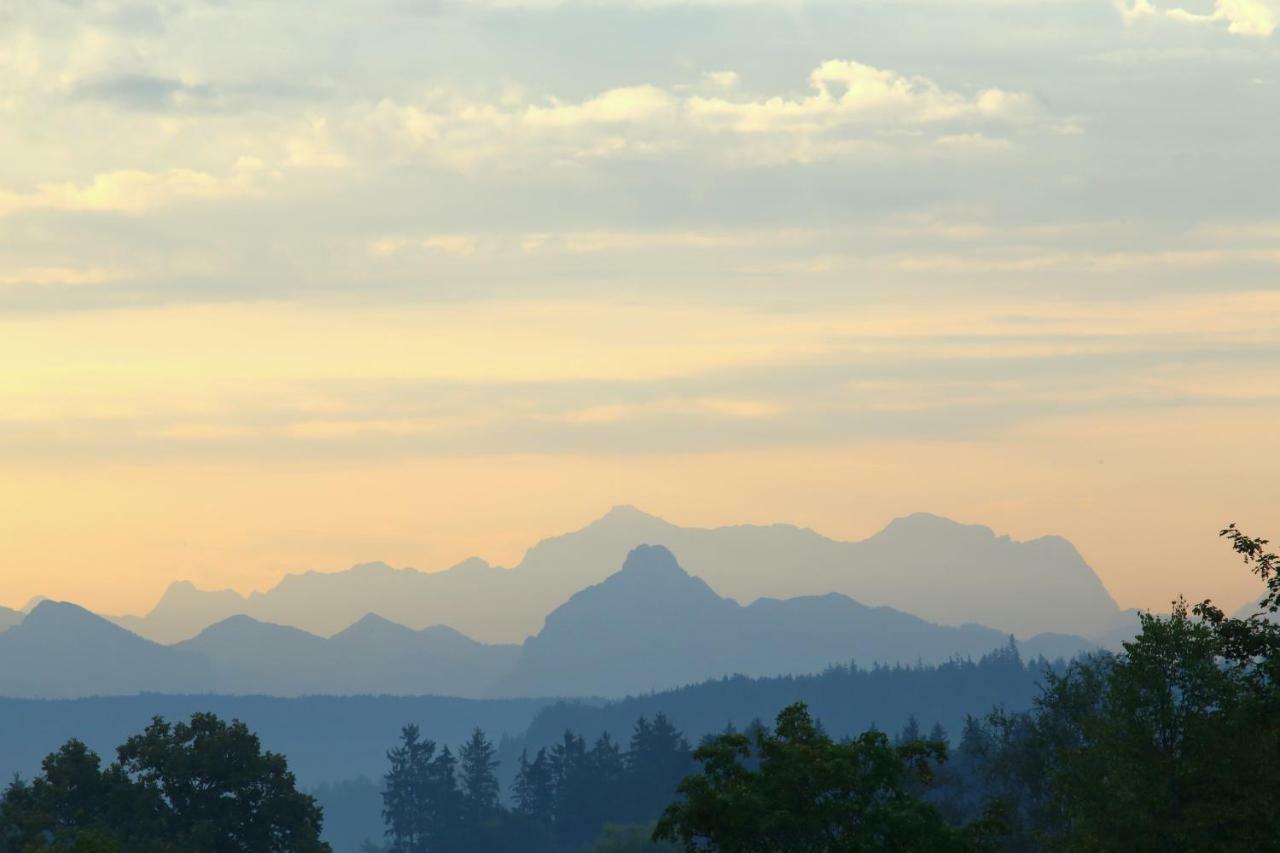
[
  {"x1": 105, "y1": 507, "x2": 1125, "y2": 645},
  {"x1": 0, "y1": 545, "x2": 1094, "y2": 700}
]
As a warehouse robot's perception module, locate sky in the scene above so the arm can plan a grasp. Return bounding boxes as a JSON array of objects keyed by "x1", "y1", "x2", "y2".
[{"x1": 2, "y1": 0, "x2": 1279, "y2": 618}]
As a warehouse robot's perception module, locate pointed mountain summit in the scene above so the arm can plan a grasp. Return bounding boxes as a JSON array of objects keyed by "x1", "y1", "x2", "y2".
[
  {"x1": 0, "y1": 601, "x2": 211, "y2": 698},
  {"x1": 496, "y1": 545, "x2": 1075, "y2": 698},
  {"x1": 329, "y1": 612, "x2": 419, "y2": 643},
  {"x1": 112, "y1": 581, "x2": 249, "y2": 644}
]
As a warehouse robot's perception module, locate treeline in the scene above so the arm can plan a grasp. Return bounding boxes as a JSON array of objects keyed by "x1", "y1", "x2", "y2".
[
  {"x1": 370, "y1": 715, "x2": 692, "y2": 852},
  {"x1": 510, "y1": 639, "x2": 1061, "y2": 765}
]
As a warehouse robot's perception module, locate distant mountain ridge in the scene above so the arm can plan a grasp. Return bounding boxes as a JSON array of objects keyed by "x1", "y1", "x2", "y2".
[
  {"x1": 104, "y1": 507, "x2": 1123, "y2": 644},
  {"x1": 496, "y1": 545, "x2": 1093, "y2": 697},
  {"x1": 0, "y1": 547, "x2": 1095, "y2": 700},
  {"x1": 0, "y1": 601, "x2": 213, "y2": 698}
]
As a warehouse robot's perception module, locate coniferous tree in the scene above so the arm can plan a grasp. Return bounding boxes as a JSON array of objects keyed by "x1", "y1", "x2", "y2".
[
  {"x1": 512, "y1": 748, "x2": 555, "y2": 822},
  {"x1": 585, "y1": 733, "x2": 627, "y2": 839},
  {"x1": 382, "y1": 725, "x2": 435, "y2": 853},
  {"x1": 625, "y1": 714, "x2": 693, "y2": 824},
  {"x1": 550, "y1": 731, "x2": 597, "y2": 849},
  {"x1": 896, "y1": 714, "x2": 922, "y2": 745},
  {"x1": 426, "y1": 746, "x2": 462, "y2": 853},
  {"x1": 458, "y1": 728, "x2": 500, "y2": 818}
]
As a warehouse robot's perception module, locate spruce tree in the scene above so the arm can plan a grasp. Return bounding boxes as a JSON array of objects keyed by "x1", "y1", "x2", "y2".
[
  {"x1": 459, "y1": 728, "x2": 500, "y2": 817},
  {"x1": 382, "y1": 724, "x2": 435, "y2": 853},
  {"x1": 512, "y1": 747, "x2": 554, "y2": 822}
]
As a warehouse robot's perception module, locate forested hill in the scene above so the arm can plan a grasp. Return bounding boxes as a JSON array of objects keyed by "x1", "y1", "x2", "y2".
[{"x1": 502, "y1": 641, "x2": 1056, "y2": 773}]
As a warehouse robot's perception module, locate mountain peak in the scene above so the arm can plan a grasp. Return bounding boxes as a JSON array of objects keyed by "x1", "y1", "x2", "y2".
[
  {"x1": 181, "y1": 614, "x2": 324, "y2": 652},
  {"x1": 155, "y1": 579, "x2": 244, "y2": 608},
  {"x1": 566, "y1": 544, "x2": 725, "y2": 609},
  {"x1": 19, "y1": 600, "x2": 153, "y2": 645},
  {"x1": 590, "y1": 505, "x2": 670, "y2": 530},
  {"x1": 25, "y1": 599, "x2": 104, "y2": 628},
  {"x1": 350, "y1": 561, "x2": 395, "y2": 574},
  {"x1": 619, "y1": 544, "x2": 684, "y2": 576},
  {"x1": 877, "y1": 513, "x2": 995, "y2": 539},
  {"x1": 331, "y1": 612, "x2": 416, "y2": 641}
]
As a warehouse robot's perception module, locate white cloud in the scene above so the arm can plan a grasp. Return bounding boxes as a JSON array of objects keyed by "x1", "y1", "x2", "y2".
[
  {"x1": 0, "y1": 162, "x2": 265, "y2": 217},
  {"x1": 703, "y1": 70, "x2": 740, "y2": 91},
  {"x1": 1116, "y1": 0, "x2": 1278, "y2": 37},
  {"x1": 524, "y1": 85, "x2": 678, "y2": 127},
  {"x1": 363, "y1": 60, "x2": 1044, "y2": 171},
  {"x1": 685, "y1": 60, "x2": 1037, "y2": 134},
  {"x1": 285, "y1": 118, "x2": 349, "y2": 169}
]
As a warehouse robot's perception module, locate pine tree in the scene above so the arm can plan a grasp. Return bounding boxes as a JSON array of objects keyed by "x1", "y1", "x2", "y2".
[
  {"x1": 382, "y1": 724, "x2": 435, "y2": 853},
  {"x1": 512, "y1": 747, "x2": 554, "y2": 822},
  {"x1": 458, "y1": 728, "x2": 500, "y2": 817},
  {"x1": 586, "y1": 732, "x2": 627, "y2": 834},
  {"x1": 626, "y1": 714, "x2": 693, "y2": 823},
  {"x1": 550, "y1": 731, "x2": 595, "y2": 848},
  {"x1": 896, "y1": 714, "x2": 922, "y2": 745},
  {"x1": 426, "y1": 745, "x2": 462, "y2": 853}
]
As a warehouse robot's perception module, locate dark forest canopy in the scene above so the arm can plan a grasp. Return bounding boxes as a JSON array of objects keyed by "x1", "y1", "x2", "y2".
[{"x1": 0, "y1": 713, "x2": 329, "y2": 852}]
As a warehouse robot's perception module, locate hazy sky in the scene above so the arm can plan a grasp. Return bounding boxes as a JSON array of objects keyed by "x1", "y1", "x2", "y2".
[{"x1": 2, "y1": 0, "x2": 1278, "y2": 617}]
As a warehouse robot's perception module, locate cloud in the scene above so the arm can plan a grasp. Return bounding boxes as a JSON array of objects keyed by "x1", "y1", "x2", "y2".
[
  {"x1": 685, "y1": 60, "x2": 1037, "y2": 134},
  {"x1": 524, "y1": 85, "x2": 678, "y2": 127},
  {"x1": 364, "y1": 60, "x2": 1045, "y2": 171},
  {"x1": 1116, "y1": 0, "x2": 1279, "y2": 37},
  {"x1": 0, "y1": 160, "x2": 266, "y2": 217},
  {"x1": 285, "y1": 118, "x2": 349, "y2": 169}
]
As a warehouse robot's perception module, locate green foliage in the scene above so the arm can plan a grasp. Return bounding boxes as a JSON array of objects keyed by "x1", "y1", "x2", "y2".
[
  {"x1": 0, "y1": 714, "x2": 329, "y2": 853},
  {"x1": 950, "y1": 525, "x2": 1280, "y2": 852},
  {"x1": 653, "y1": 702, "x2": 1001, "y2": 852}
]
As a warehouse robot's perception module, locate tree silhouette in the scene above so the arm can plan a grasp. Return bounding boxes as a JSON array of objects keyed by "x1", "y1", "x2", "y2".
[
  {"x1": 0, "y1": 714, "x2": 329, "y2": 852},
  {"x1": 654, "y1": 702, "x2": 1001, "y2": 852},
  {"x1": 382, "y1": 724, "x2": 435, "y2": 853}
]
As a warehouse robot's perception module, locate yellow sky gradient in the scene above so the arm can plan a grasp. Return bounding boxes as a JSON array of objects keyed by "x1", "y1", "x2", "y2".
[
  {"x1": 2, "y1": 295, "x2": 1277, "y2": 618},
  {"x1": 4, "y1": 0, "x2": 1280, "y2": 629}
]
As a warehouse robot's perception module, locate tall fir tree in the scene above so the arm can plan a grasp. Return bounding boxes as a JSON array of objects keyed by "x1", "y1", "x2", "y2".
[
  {"x1": 512, "y1": 747, "x2": 555, "y2": 822},
  {"x1": 381, "y1": 724, "x2": 435, "y2": 853},
  {"x1": 458, "y1": 728, "x2": 500, "y2": 818},
  {"x1": 626, "y1": 714, "x2": 693, "y2": 824}
]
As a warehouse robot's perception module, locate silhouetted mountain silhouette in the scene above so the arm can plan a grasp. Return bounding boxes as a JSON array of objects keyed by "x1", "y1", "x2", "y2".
[
  {"x1": 172, "y1": 614, "x2": 519, "y2": 697},
  {"x1": 0, "y1": 606, "x2": 20, "y2": 633},
  {"x1": 105, "y1": 507, "x2": 1121, "y2": 644},
  {"x1": 0, "y1": 549, "x2": 1093, "y2": 700},
  {"x1": 497, "y1": 545, "x2": 1093, "y2": 697},
  {"x1": 0, "y1": 601, "x2": 211, "y2": 698}
]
